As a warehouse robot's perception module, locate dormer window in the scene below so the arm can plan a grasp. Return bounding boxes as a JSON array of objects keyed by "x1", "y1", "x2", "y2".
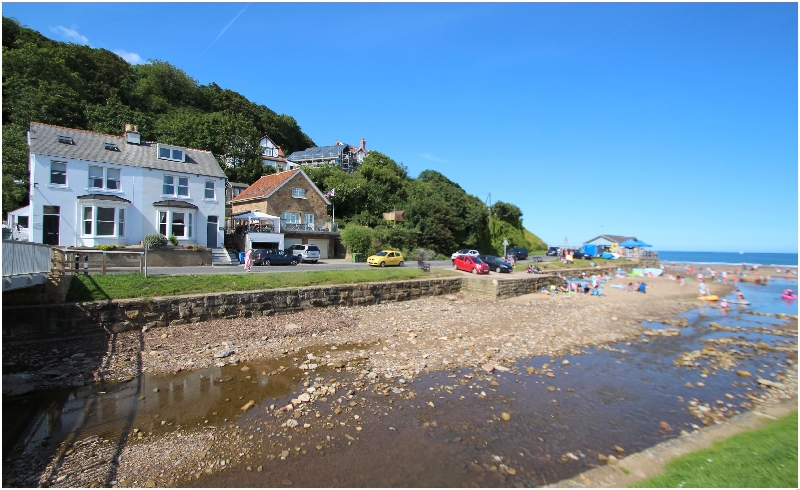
[
  {"x1": 57, "y1": 135, "x2": 74, "y2": 145},
  {"x1": 104, "y1": 142, "x2": 119, "y2": 151},
  {"x1": 157, "y1": 144, "x2": 185, "y2": 162}
]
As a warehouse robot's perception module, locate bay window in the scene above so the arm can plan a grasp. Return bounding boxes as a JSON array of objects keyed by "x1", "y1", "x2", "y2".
[
  {"x1": 155, "y1": 208, "x2": 196, "y2": 240},
  {"x1": 80, "y1": 205, "x2": 126, "y2": 237}
]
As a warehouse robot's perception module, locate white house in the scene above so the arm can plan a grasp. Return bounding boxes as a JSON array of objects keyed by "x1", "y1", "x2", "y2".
[{"x1": 25, "y1": 122, "x2": 227, "y2": 248}]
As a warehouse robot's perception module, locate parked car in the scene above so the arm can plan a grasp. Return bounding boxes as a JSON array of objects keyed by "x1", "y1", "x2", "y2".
[
  {"x1": 478, "y1": 255, "x2": 513, "y2": 273},
  {"x1": 506, "y1": 247, "x2": 528, "y2": 260},
  {"x1": 253, "y1": 249, "x2": 298, "y2": 266},
  {"x1": 451, "y1": 249, "x2": 480, "y2": 261},
  {"x1": 453, "y1": 255, "x2": 490, "y2": 274},
  {"x1": 572, "y1": 250, "x2": 594, "y2": 260},
  {"x1": 546, "y1": 246, "x2": 560, "y2": 256},
  {"x1": 285, "y1": 244, "x2": 321, "y2": 263},
  {"x1": 367, "y1": 250, "x2": 404, "y2": 267}
]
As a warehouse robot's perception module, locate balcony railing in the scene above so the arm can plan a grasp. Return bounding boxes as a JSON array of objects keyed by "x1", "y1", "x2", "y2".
[{"x1": 281, "y1": 221, "x2": 338, "y2": 232}]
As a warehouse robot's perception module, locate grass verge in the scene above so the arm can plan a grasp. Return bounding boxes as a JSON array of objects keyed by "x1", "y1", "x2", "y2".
[
  {"x1": 66, "y1": 268, "x2": 459, "y2": 302},
  {"x1": 633, "y1": 411, "x2": 798, "y2": 488}
]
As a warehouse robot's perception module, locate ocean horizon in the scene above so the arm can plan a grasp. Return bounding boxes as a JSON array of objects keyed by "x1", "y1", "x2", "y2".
[{"x1": 658, "y1": 251, "x2": 798, "y2": 267}]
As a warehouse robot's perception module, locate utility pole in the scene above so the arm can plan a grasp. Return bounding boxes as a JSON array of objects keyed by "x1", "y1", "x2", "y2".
[{"x1": 486, "y1": 193, "x2": 492, "y2": 230}]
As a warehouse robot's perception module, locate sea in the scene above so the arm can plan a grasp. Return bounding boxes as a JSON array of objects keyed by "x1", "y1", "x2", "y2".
[{"x1": 658, "y1": 251, "x2": 798, "y2": 267}]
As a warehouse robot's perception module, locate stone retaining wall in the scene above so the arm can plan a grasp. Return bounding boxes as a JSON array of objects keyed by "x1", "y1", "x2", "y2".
[{"x1": 2, "y1": 277, "x2": 462, "y2": 342}]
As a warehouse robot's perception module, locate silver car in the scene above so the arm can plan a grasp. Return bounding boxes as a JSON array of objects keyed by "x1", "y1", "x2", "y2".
[{"x1": 285, "y1": 244, "x2": 321, "y2": 263}]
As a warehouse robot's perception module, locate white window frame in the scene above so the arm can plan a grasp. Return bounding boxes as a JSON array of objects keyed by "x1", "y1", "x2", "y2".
[
  {"x1": 281, "y1": 212, "x2": 301, "y2": 223},
  {"x1": 157, "y1": 144, "x2": 185, "y2": 162},
  {"x1": 291, "y1": 187, "x2": 307, "y2": 199},
  {"x1": 50, "y1": 161, "x2": 67, "y2": 186},
  {"x1": 79, "y1": 204, "x2": 127, "y2": 238},
  {"x1": 305, "y1": 213, "x2": 314, "y2": 228},
  {"x1": 88, "y1": 165, "x2": 122, "y2": 191},
  {"x1": 204, "y1": 180, "x2": 215, "y2": 200},
  {"x1": 156, "y1": 209, "x2": 195, "y2": 240},
  {"x1": 163, "y1": 175, "x2": 189, "y2": 197}
]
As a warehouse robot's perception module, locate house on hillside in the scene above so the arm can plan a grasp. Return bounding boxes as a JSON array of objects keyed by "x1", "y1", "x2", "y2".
[
  {"x1": 259, "y1": 135, "x2": 289, "y2": 172},
  {"x1": 286, "y1": 138, "x2": 368, "y2": 172},
  {"x1": 229, "y1": 169, "x2": 338, "y2": 258},
  {"x1": 24, "y1": 123, "x2": 227, "y2": 248}
]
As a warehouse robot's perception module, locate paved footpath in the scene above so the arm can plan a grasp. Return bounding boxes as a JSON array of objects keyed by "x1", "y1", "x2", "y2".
[{"x1": 548, "y1": 397, "x2": 798, "y2": 487}]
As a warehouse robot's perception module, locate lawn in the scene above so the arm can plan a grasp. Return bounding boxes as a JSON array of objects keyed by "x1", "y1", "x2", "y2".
[
  {"x1": 66, "y1": 268, "x2": 459, "y2": 301},
  {"x1": 633, "y1": 411, "x2": 798, "y2": 488}
]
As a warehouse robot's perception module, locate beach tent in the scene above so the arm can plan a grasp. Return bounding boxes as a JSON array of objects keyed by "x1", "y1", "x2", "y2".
[{"x1": 619, "y1": 239, "x2": 651, "y2": 248}]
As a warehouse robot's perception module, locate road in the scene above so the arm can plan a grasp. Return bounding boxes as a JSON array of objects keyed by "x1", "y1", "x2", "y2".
[{"x1": 144, "y1": 255, "x2": 558, "y2": 276}]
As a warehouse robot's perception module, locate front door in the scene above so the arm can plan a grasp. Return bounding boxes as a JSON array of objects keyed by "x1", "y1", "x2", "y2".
[
  {"x1": 43, "y1": 206, "x2": 60, "y2": 245},
  {"x1": 207, "y1": 216, "x2": 218, "y2": 248}
]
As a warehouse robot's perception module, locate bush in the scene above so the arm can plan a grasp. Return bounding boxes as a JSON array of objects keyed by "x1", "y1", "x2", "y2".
[
  {"x1": 435, "y1": 253, "x2": 448, "y2": 260},
  {"x1": 410, "y1": 248, "x2": 437, "y2": 261},
  {"x1": 96, "y1": 244, "x2": 119, "y2": 251},
  {"x1": 144, "y1": 233, "x2": 168, "y2": 248},
  {"x1": 340, "y1": 224, "x2": 375, "y2": 256},
  {"x1": 168, "y1": 235, "x2": 179, "y2": 246}
]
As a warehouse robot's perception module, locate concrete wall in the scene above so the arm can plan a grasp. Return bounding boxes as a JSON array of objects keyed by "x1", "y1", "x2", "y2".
[{"x1": 3, "y1": 277, "x2": 462, "y2": 342}]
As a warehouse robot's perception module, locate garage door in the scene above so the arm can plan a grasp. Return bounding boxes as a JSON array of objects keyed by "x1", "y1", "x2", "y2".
[
  {"x1": 308, "y1": 239, "x2": 329, "y2": 259},
  {"x1": 284, "y1": 238, "x2": 302, "y2": 250}
]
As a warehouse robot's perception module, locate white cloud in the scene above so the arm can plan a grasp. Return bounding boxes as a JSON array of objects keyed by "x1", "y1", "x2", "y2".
[
  {"x1": 51, "y1": 25, "x2": 89, "y2": 45},
  {"x1": 420, "y1": 153, "x2": 447, "y2": 163},
  {"x1": 114, "y1": 49, "x2": 145, "y2": 65}
]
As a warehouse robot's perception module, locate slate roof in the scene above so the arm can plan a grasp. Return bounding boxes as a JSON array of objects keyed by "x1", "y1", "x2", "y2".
[
  {"x1": 152, "y1": 200, "x2": 198, "y2": 209},
  {"x1": 29, "y1": 123, "x2": 226, "y2": 179},
  {"x1": 230, "y1": 169, "x2": 330, "y2": 205},
  {"x1": 77, "y1": 194, "x2": 132, "y2": 203},
  {"x1": 584, "y1": 234, "x2": 636, "y2": 244}
]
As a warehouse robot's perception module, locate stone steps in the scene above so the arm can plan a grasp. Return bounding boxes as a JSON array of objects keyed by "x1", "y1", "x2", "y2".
[{"x1": 211, "y1": 248, "x2": 236, "y2": 266}]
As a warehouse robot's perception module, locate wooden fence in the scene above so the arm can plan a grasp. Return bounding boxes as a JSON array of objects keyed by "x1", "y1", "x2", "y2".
[{"x1": 52, "y1": 249, "x2": 145, "y2": 275}]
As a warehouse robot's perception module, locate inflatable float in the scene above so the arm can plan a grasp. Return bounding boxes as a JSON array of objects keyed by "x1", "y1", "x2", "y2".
[
  {"x1": 697, "y1": 295, "x2": 719, "y2": 301},
  {"x1": 781, "y1": 289, "x2": 798, "y2": 300},
  {"x1": 727, "y1": 300, "x2": 751, "y2": 305}
]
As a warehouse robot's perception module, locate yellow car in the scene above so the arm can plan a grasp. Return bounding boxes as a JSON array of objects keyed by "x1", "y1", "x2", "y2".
[{"x1": 367, "y1": 250, "x2": 404, "y2": 267}]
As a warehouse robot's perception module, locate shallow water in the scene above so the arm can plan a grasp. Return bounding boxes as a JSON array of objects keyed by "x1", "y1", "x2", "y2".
[{"x1": 3, "y1": 280, "x2": 796, "y2": 487}]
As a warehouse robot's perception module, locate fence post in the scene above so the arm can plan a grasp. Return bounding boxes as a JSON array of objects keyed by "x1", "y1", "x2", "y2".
[
  {"x1": 139, "y1": 252, "x2": 144, "y2": 274},
  {"x1": 102, "y1": 251, "x2": 106, "y2": 275}
]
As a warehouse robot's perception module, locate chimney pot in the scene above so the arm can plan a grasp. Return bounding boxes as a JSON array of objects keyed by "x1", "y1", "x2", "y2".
[{"x1": 361, "y1": 138, "x2": 366, "y2": 150}]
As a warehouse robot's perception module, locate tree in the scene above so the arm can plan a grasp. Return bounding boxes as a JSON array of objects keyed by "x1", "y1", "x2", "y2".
[{"x1": 492, "y1": 201, "x2": 523, "y2": 229}]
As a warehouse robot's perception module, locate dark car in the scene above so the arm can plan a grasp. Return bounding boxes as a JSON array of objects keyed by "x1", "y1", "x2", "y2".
[
  {"x1": 546, "y1": 246, "x2": 560, "y2": 256},
  {"x1": 478, "y1": 255, "x2": 514, "y2": 273},
  {"x1": 572, "y1": 250, "x2": 594, "y2": 260},
  {"x1": 506, "y1": 247, "x2": 528, "y2": 260},
  {"x1": 252, "y1": 249, "x2": 298, "y2": 266}
]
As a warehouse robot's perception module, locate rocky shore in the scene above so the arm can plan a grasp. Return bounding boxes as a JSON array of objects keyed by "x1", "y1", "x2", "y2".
[{"x1": 3, "y1": 275, "x2": 797, "y2": 487}]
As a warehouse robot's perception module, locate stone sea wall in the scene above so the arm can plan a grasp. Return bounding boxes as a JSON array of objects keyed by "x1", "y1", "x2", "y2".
[{"x1": 3, "y1": 278, "x2": 462, "y2": 342}]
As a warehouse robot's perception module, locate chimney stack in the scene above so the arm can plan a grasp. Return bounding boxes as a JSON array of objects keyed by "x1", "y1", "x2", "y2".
[
  {"x1": 361, "y1": 138, "x2": 366, "y2": 150},
  {"x1": 125, "y1": 123, "x2": 140, "y2": 145},
  {"x1": 335, "y1": 140, "x2": 340, "y2": 146}
]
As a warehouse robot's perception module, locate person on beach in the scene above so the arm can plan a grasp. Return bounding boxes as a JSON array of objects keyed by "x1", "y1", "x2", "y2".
[
  {"x1": 736, "y1": 289, "x2": 746, "y2": 301},
  {"x1": 722, "y1": 271, "x2": 728, "y2": 283},
  {"x1": 244, "y1": 249, "x2": 253, "y2": 272},
  {"x1": 696, "y1": 272, "x2": 704, "y2": 282},
  {"x1": 699, "y1": 282, "x2": 709, "y2": 296},
  {"x1": 638, "y1": 282, "x2": 647, "y2": 293}
]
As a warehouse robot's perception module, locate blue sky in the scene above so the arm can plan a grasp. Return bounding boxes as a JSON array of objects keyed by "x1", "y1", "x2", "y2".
[{"x1": 4, "y1": 2, "x2": 797, "y2": 253}]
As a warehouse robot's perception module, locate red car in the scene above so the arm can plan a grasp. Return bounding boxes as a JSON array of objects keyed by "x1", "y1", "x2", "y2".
[{"x1": 453, "y1": 254, "x2": 490, "y2": 274}]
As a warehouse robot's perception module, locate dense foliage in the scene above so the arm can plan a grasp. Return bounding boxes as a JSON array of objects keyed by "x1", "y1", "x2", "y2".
[
  {"x1": 306, "y1": 153, "x2": 546, "y2": 257},
  {"x1": 2, "y1": 17, "x2": 314, "y2": 213}
]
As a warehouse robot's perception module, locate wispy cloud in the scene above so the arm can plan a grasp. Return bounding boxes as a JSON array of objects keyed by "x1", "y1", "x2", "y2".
[
  {"x1": 420, "y1": 153, "x2": 447, "y2": 163},
  {"x1": 114, "y1": 49, "x2": 145, "y2": 65},
  {"x1": 205, "y1": 4, "x2": 249, "y2": 53},
  {"x1": 51, "y1": 25, "x2": 89, "y2": 45}
]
